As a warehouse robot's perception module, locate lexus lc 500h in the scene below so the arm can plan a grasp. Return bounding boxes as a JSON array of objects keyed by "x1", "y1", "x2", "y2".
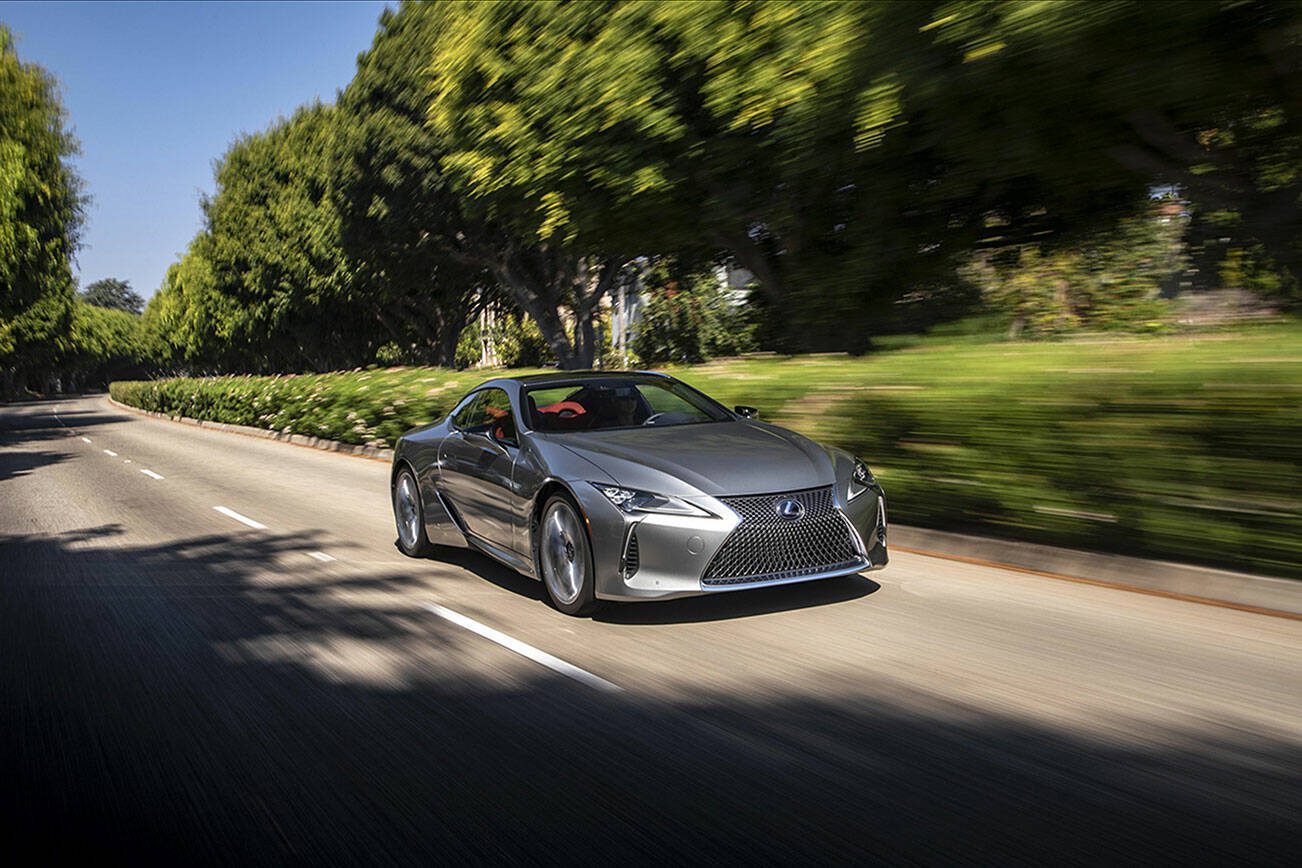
[{"x1": 391, "y1": 372, "x2": 887, "y2": 615}]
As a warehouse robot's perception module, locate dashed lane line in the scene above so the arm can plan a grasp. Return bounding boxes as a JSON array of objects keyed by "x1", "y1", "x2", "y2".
[
  {"x1": 421, "y1": 602, "x2": 622, "y2": 693},
  {"x1": 213, "y1": 506, "x2": 268, "y2": 530},
  {"x1": 102, "y1": 449, "x2": 118, "y2": 457},
  {"x1": 139, "y1": 469, "x2": 165, "y2": 480},
  {"x1": 308, "y1": 551, "x2": 336, "y2": 562}
]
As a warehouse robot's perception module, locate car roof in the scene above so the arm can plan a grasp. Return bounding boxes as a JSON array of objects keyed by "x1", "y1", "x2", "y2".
[{"x1": 505, "y1": 370, "x2": 673, "y2": 386}]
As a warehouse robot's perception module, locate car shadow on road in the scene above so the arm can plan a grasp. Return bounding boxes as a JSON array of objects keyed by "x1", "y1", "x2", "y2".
[{"x1": 411, "y1": 543, "x2": 549, "y2": 603}]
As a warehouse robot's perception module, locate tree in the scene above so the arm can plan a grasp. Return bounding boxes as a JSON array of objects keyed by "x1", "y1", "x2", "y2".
[
  {"x1": 202, "y1": 104, "x2": 374, "y2": 372},
  {"x1": 916, "y1": 0, "x2": 1301, "y2": 289},
  {"x1": 424, "y1": 0, "x2": 1302, "y2": 350},
  {"x1": 141, "y1": 234, "x2": 240, "y2": 373},
  {"x1": 140, "y1": 0, "x2": 1302, "y2": 373},
  {"x1": 57, "y1": 300, "x2": 144, "y2": 391},
  {"x1": 424, "y1": 0, "x2": 920, "y2": 350},
  {"x1": 335, "y1": 4, "x2": 492, "y2": 368},
  {"x1": 419, "y1": 0, "x2": 645, "y2": 368},
  {"x1": 80, "y1": 277, "x2": 144, "y2": 314},
  {"x1": 1, "y1": 25, "x2": 83, "y2": 396}
]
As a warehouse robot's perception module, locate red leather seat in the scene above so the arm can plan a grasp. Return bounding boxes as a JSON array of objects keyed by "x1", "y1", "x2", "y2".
[
  {"x1": 537, "y1": 400, "x2": 588, "y2": 431},
  {"x1": 539, "y1": 401, "x2": 586, "y2": 417}
]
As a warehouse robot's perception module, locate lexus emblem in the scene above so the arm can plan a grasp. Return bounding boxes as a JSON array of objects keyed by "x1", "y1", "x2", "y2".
[{"x1": 775, "y1": 498, "x2": 806, "y2": 521}]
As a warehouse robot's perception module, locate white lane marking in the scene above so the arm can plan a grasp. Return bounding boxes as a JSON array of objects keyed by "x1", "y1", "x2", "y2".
[
  {"x1": 124, "y1": 459, "x2": 132, "y2": 464},
  {"x1": 213, "y1": 506, "x2": 268, "y2": 530},
  {"x1": 139, "y1": 469, "x2": 164, "y2": 480},
  {"x1": 308, "y1": 551, "x2": 335, "y2": 562},
  {"x1": 102, "y1": 449, "x2": 118, "y2": 457},
  {"x1": 421, "y1": 602, "x2": 621, "y2": 693},
  {"x1": 80, "y1": 436, "x2": 91, "y2": 443}
]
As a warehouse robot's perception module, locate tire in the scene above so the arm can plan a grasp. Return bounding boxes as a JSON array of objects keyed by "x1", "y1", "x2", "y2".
[
  {"x1": 393, "y1": 467, "x2": 434, "y2": 557},
  {"x1": 537, "y1": 493, "x2": 599, "y2": 616}
]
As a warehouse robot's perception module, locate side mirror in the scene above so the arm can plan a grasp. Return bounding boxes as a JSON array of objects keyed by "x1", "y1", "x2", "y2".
[{"x1": 734, "y1": 405, "x2": 759, "y2": 419}]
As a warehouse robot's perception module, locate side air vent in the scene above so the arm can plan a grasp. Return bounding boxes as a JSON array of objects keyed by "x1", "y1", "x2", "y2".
[{"x1": 622, "y1": 529, "x2": 640, "y2": 577}]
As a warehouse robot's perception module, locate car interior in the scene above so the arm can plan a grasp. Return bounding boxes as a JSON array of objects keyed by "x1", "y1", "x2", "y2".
[
  {"x1": 528, "y1": 384, "x2": 649, "y2": 432},
  {"x1": 526, "y1": 380, "x2": 720, "y2": 432}
]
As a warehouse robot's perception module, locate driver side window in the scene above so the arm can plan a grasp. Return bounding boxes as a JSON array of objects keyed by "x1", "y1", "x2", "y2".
[{"x1": 452, "y1": 389, "x2": 517, "y2": 445}]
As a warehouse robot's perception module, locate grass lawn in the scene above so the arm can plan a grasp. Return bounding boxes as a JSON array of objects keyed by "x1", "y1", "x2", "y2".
[{"x1": 112, "y1": 320, "x2": 1302, "y2": 577}]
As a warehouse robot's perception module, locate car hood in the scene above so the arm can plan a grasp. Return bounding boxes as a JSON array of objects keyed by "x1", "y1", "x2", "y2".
[{"x1": 543, "y1": 420, "x2": 836, "y2": 497}]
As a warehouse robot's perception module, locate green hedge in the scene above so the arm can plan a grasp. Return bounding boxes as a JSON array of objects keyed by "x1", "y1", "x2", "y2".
[
  {"x1": 112, "y1": 321, "x2": 1302, "y2": 578},
  {"x1": 109, "y1": 368, "x2": 535, "y2": 450}
]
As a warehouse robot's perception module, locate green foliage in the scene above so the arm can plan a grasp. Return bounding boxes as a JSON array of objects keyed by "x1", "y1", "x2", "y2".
[
  {"x1": 1218, "y1": 244, "x2": 1298, "y2": 307},
  {"x1": 140, "y1": 241, "x2": 235, "y2": 372},
  {"x1": 0, "y1": 287, "x2": 73, "y2": 391},
  {"x1": 632, "y1": 263, "x2": 758, "y2": 365},
  {"x1": 112, "y1": 321, "x2": 1301, "y2": 577},
  {"x1": 80, "y1": 277, "x2": 144, "y2": 315},
  {"x1": 59, "y1": 301, "x2": 144, "y2": 388},
  {"x1": 962, "y1": 206, "x2": 1185, "y2": 336},
  {"x1": 424, "y1": 0, "x2": 899, "y2": 348},
  {"x1": 455, "y1": 310, "x2": 552, "y2": 370},
  {"x1": 418, "y1": 0, "x2": 1301, "y2": 349},
  {"x1": 202, "y1": 103, "x2": 367, "y2": 372},
  {"x1": 0, "y1": 25, "x2": 82, "y2": 393},
  {"x1": 110, "y1": 366, "x2": 539, "y2": 450},
  {"x1": 113, "y1": 0, "x2": 1302, "y2": 378},
  {"x1": 335, "y1": 4, "x2": 488, "y2": 367}
]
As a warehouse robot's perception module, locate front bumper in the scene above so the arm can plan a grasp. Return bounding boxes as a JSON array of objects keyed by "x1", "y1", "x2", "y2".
[{"x1": 573, "y1": 483, "x2": 888, "y2": 602}]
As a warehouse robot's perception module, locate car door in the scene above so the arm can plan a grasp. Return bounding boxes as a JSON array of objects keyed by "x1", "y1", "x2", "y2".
[{"x1": 438, "y1": 388, "x2": 520, "y2": 548}]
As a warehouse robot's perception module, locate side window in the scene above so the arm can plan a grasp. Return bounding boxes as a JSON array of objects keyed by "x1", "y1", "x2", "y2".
[
  {"x1": 451, "y1": 392, "x2": 487, "y2": 430},
  {"x1": 453, "y1": 389, "x2": 517, "y2": 445}
]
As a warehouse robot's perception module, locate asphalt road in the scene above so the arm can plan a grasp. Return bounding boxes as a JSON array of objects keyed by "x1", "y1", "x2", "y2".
[{"x1": 2, "y1": 395, "x2": 1299, "y2": 864}]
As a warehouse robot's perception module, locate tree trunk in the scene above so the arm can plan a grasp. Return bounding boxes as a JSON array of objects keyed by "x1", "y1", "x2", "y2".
[
  {"x1": 571, "y1": 311, "x2": 598, "y2": 369},
  {"x1": 434, "y1": 310, "x2": 463, "y2": 369},
  {"x1": 568, "y1": 257, "x2": 621, "y2": 370},
  {"x1": 489, "y1": 250, "x2": 582, "y2": 368},
  {"x1": 372, "y1": 307, "x2": 410, "y2": 352},
  {"x1": 526, "y1": 299, "x2": 581, "y2": 369},
  {"x1": 444, "y1": 229, "x2": 626, "y2": 370}
]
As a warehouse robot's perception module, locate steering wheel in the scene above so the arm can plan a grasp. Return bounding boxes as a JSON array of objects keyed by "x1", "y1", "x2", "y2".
[{"x1": 642, "y1": 412, "x2": 668, "y2": 426}]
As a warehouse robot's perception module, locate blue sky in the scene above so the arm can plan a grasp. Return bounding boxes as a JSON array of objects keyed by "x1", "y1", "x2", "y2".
[{"x1": 0, "y1": 0, "x2": 390, "y2": 299}]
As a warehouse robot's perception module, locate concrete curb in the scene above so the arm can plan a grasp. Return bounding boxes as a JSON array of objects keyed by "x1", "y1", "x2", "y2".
[
  {"x1": 106, "y1": 396, "x2": 395, "y2": 463},
  {"x1": 890, "y1": 526, "x2": 1300, "y2": 618},
  {"x1": 106, "y1": 395, "x2": 1298, "y2": 618}
]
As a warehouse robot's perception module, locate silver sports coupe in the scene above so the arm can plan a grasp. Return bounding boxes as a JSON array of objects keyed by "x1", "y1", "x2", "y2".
[{"x1": 391, "y1": 372, "x2": 887, "y2": 615}]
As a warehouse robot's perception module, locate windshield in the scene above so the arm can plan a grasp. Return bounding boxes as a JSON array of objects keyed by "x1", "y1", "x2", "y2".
[{"x1": 524, "y1": 378, "x2": 733, "y2": 433}]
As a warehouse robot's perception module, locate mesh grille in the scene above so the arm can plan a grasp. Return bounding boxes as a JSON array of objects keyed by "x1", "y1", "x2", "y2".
[{"x1": 703, "y1": 486, "x2": 861, "y2": 586}]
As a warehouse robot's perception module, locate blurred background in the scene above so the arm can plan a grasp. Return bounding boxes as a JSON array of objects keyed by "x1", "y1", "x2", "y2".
[{"x1": 3, "y1": 0, "x2": 1299, "y2": 576}]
